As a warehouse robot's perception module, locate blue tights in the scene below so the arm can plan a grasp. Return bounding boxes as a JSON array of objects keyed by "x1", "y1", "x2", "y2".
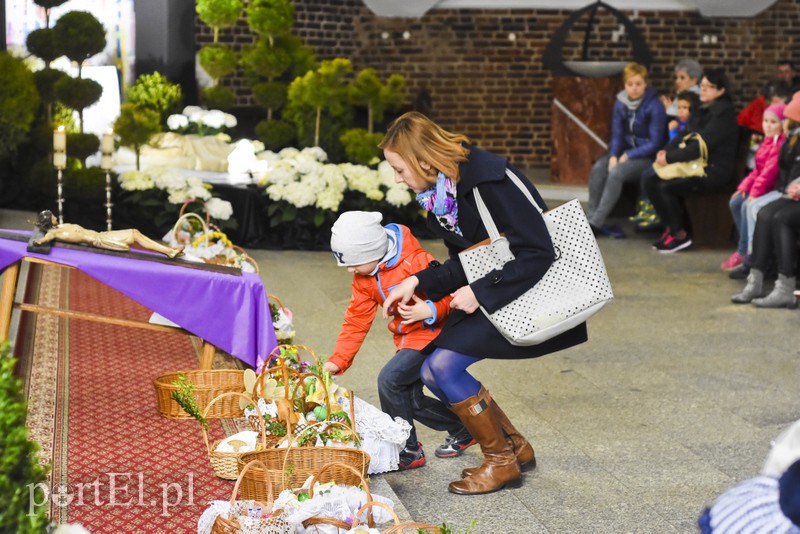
[{"x1": 420, "y1": 348, "x2": 483, "y2": 405}]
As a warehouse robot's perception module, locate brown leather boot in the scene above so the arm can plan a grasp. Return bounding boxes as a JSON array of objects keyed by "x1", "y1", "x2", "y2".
[
  {"x1": 447, "y1": 388, "x2": 521, "y2": 495},
  {"x1": 461, "y1": 387, "x2": 535, "y2": 478}
]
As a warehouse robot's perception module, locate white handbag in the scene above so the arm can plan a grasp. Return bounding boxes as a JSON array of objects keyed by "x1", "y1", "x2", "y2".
[{"x1": 458, "y1": 170, "x2": 613, "y2": 346}]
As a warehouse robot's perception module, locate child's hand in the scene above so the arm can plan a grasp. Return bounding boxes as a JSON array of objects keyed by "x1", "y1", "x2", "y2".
[
  {"x1": 668, "y1": 119, "x2": 678, "y2": 130},
  {"x1": 397, "y1": 295, "x2": 432, "y2": 325},
  {"x1": 322, "y1": 361, "x2": 341, "y2": 374}
]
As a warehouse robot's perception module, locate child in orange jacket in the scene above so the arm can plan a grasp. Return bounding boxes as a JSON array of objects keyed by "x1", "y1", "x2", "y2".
[{"x1": 323, "y1": 211, "x2": 473, "y2": 470}]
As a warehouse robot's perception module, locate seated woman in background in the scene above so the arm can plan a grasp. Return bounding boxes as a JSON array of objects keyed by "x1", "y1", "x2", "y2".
[
  {"x1": 722, "y1": 102, "x2": 786, "y2": 273},
  {"x1": 660, "y1": 58, "x2": 703, "y2": 119},
  {"x1": 586, "y1": 62, "x2": 666, "y2": 239},
  {"x1": 643, "y1": 68, "x2": 739, "y2": 253}
]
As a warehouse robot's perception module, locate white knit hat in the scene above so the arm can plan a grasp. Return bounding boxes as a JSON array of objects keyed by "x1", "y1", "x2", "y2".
[{"x1": 330, "y1": 211, "x2": 389, "y2": 267}]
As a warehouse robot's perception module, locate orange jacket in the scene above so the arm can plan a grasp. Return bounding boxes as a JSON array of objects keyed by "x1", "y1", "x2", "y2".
[{"x1": 327, "y1": 224, "x2": 451, "y2": 373}]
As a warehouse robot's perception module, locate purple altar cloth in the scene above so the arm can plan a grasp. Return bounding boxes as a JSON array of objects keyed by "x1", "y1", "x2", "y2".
[{"x1": 0, "y1": 231, "x2": 276, "y2": 368}]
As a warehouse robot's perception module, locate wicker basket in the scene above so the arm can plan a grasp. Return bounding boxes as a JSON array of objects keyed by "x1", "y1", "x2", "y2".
[
  {"x1": 203, "y1": 392, "x2": 267, "y2": 480},
  {"x1": 348, "y1": 500, "x2": 401, "y2": 531},
  {"x1": 153, "y1": 369, "x2": 245, "y2": 419},
  {"x1": 236, "y1": 420, "x2": 370, "y2": 499},
  {"x1": 211, "y1": 459, "x2": 290, "y2": 534},
  {"x1": 382, "y1": 522, "x2": 442, "y2": 533},
  {"x1": 261, "y1": 344, "x2": 319, "y2": 374},
  {"x1": 301, "y1": 462, "x2": 378, "y2": 530}
]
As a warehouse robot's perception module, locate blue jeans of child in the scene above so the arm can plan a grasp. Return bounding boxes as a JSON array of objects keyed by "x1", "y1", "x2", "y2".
[
  {"x1": 729, "y1": 192, "x2": 749, "y2": 256},
  {"x1": 378, "y1": 348, "x2": 465, "y2": 449}
]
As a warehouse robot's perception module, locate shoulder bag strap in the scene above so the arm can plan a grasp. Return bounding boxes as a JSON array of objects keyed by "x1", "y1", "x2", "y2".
[{"x1": 472, "y1": 169, "x2": 550, "y2": 243}]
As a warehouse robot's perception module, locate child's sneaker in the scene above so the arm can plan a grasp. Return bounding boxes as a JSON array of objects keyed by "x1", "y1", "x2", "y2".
[
  {"x1": 655, "y1": 232, "x2": 692, "y2": 253},
  {"x1": 721, "y1": 251, "x2": 745, "y2": 271},
  {"x1": 434, "y1": 428, "x2": 477, "y2": 458},
  {"x1": 398, "y1": 442, "x2": 426, "y2": 470}
]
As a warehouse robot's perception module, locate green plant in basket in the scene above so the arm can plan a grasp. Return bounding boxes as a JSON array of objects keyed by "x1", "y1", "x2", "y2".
[{"x1": 170, "y1": 374, "x2": 208, "y2": 431}]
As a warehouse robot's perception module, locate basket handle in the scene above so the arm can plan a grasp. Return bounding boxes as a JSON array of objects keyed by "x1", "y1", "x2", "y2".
[
  {"x1": 306, "y1": 461, "x2": 374, "y2": 528},
  {"x1": 265, "y1": 344, "x2": 320, "y2": 368},
  {"x1": 382, "y1": 522, "x2": 442, "y2": 533},
  {"x1": 201, "y1": 392, "x2": 265, "y2": 454},
  {"x1": 232, "y1": 245, "x2": 259, "y2": 274},
  {"x1": 350, "y1": 500, "x2": 400, "y2": 529},
  {"x1": 228, "y1": 459, "x2": 274, "y2": 519},
  {"x1": 281, "y1": 420, "x2": 367, "y2": 493},
  {"x1": 172, "y1": 211, "x2": 209, "y2": 244}
]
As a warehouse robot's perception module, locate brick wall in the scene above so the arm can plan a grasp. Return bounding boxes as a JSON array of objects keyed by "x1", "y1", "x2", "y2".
[{"x1": 200, "y1": 0, "x2": 800, "y2": 169}]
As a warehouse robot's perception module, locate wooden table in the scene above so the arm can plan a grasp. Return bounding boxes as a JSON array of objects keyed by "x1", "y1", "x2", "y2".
[{"x1": 0, "y1": 256, "x2": 218, "y2": 369}]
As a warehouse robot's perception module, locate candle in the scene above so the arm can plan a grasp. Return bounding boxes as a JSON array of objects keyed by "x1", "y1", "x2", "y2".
[
  {"x1": 53, "y1": 126, "x2": 66, "y2": 152},
  {"x1": 101, "y1": 130, "x2": 115, "y2": 154},
  {"x1": 53, "y1": 151, "x2": 67, "y2": 169},
  {"x1": 101, "y1": 154, "x2": 113, "y2": 170}
]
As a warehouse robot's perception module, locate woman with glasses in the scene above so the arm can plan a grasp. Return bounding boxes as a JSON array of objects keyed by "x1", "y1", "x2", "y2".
[{"x1": 642, "y1": 68, "x2": 739, "y2": 253}]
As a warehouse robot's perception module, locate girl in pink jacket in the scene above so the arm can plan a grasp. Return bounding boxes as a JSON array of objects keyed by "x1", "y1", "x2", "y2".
[{"x1": 722, "y1": 102, "x2": 787, "y2": 271}]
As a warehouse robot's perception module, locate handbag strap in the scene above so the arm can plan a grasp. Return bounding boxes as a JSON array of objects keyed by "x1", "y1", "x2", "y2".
[{"x1": 471, "y1": 169, "x2": 550, "y2": 242}]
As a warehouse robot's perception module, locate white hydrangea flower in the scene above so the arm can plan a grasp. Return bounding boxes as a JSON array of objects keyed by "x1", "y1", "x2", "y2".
[
  {"x1": 200, "y1": 110, "x2": 226, "y2": 129},
  {"x1": 167, "y1": 114, "x2": 189, "y2": 130},
  {"x1": 316, "y1": 187, "x2": 343, "y2": 211},
  {"x1": 299, "y1": 146, "x2": 328, "y2": 162},
  {"x1": 386, "y1": 186, "x2": 414, "y2": 207},
  {"x1": 223, "y1": 113, "x2": 238, "y2": 128},
  {"x1": 205, "y1": 197, "x2": 234, "y2": 221},
  {"x1": 182, "y1": 105, "x2": 203, "y2": 117},
  {"x1": 321, "y1": 164, "x2": 347, "y2": 192},
  {"x1": 252, "y1": 140, "x2": 266, "y2": 153},
  {"x1": 150, "y1": 167, "x2": 186, "y2": 191},
  {"x1": 278, "y1": 147, "x2": 300, "y2": 159},
  {"x1": 187, "y1": 185, "x2": 212, "y2": 201},
  {"x1": 294, "y1": 156, "x2": 323, "y2": 177},
  {"x1": 118, "y1": 170, "x2": 154, "y2": 191},
  {"x1": 283, "y1": 181, "x2": 316, "y2": 208},
  {"x1": 266, "y1": 184, "x2": 286, "y2": 202},
  {"x1": 168, "y1": 189, "x2": 190, "y2": 205},
  {"x1": 377, "y1": 160, "x2": 396, "y2": 187},
  {"x1": 366, "y1": 188, "x2": 385, "y2": 201}
]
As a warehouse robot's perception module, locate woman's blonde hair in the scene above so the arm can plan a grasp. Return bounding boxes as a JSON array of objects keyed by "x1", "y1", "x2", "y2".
[
  {"x1": 623, "y1": 62, "x2": 648, "y2": 83},
  {"x1": 379, "y1": 112, "x2": 470, "y2": 183}
]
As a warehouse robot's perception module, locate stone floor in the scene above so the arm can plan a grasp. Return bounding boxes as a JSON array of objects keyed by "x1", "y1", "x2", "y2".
[{"x1": 3, "y1": 205, "x2": 799, "y2": 533}]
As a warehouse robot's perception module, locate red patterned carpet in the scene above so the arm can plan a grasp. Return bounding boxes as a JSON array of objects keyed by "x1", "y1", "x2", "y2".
[{"x1": 17, "y1": 265, "x2": 240, "y2": 533}]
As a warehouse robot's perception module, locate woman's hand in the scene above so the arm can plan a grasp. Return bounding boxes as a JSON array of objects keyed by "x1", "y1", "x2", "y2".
[
  {"x1": 619, "y1": 153, "x2": 629, "y2": 164},
  {"x1": 788, "y1": 183, "x2": 800, "y2": 201},
  {"x1": 382, "y1": 276, "x2": 419, "y2": 318},
  {"x1": 450, "y1": 285, "x2": 480, "y2": 314},
  {"x1": 607, "y1": 156, "x2": 618, "y2": 172},
  {"x1": 655, "y1": 150, "x2": 668, "y2": 166},
  {"x1": 322, "y1": 361, "x2": 341, "y2": 374},
  {"x1": 398, "y1": 295, "x2": 432, "y2": 325},
  {"x1": 660, "y1": 95, "x2": 672, "y2": 110}
]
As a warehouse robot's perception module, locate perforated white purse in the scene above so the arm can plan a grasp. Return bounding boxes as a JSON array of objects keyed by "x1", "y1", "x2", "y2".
[{"x1": 458, "y1": 170, "x2": 613, "y2": 346}]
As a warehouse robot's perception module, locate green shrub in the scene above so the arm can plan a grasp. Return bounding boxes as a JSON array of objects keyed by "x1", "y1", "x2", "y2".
[
  {"x1": 241, "y1": 39, "x2": 292, "y2": 82},
  {"x1": 0, "y1": 341, "x2": 51, "y2": 533},
  {"x1": 0, "y1": 53, "x2": 40, "y2": 160},
  {"x1": 252, "y1": 81, "x2": 287, "y2": 115},
  {"x1": 113, "y1": 103, "x2": 161, "y2": 169},
  {"x1": 54, "y1": 76, "x2": 102, "y2": 111},
  {"x1": 53, "y1": 11, "x2": 106, "y2": 72},
  {"x1": 246, "y1": 0, "x2": 293, "y2": 39},
  {"x1": 66, "y1": 132, "x2": 100, "y2": 163},
  {"x1": 126, "y1": 72, "x2": 183, "y2": 123},
  {"x1": 196, "y1": 0, "x2": 243, "y2": 42},
  {"x1": 64, "y1": 166, "x2": 105, "y2": 201},
  {"x1": 25, "y1": 28, "x2": 60, "y2": 64},
  {"x1": 340, "y1": 128, "x2": 383, "y2": 166},
  {"x1": 198, "y1": 45, "x2": 238, "y2": 82},
  {"x1": 255, "y1": 119, "x2": 295, "y2": 151},
  {"x1": 201, "y1": 85, "x2": 236, "y2": 111},
  {"x1": 32, "y1": 68, "x2": 66, "y2": 104}
]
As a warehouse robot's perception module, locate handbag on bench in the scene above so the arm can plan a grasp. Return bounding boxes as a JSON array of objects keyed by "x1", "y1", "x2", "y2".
[{"x1": 653, "y1": 132, "x2": 708, "y2": 180}]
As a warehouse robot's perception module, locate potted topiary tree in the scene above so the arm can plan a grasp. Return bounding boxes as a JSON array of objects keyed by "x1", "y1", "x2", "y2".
[
  {"x1": 53, "y1": 10, "x2": 106, "y2": 134},
  {"x1": 340, "y1": 68, "x2": 405, "y2": 165},
  {"x1": 125, "y1": 71, "x2": 183, "y2": 127},
  {"x1": 113, "y1": 103, "x2": 161, "y2": 170},
  {"x1": 196, "y1": 0, "x2": 243, "y2": 110},
  {"x1": 285, "y1": 58, "x2": 353, "y2": 156},
  {"x1": 242, "y1": 0, "x2": 315, "y2": 151}
]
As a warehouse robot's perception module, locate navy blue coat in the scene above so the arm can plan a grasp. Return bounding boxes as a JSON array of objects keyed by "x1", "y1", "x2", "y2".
[
  {"x1": 415, "y1": 146, "x2": 588, "y2": 359},
  {"x1": 608, "y1": 85, "x2": 667, "y2": 160}
]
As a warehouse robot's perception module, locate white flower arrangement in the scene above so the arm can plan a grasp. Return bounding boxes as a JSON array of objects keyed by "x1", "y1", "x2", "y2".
[
  {"x1": 258, "y1": 147, "x2": 415, "y2": 214},
  {"x1": 166, "y1": 106, "x2": 238, "y2": 136},
  {"x1": 118, "y1": 166, "x2": 233, "y2": 220}
]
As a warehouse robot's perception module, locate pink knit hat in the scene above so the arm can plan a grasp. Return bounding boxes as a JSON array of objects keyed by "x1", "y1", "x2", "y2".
[
  {"x1": 765, "y1": 102, "x2": 787, "y2": 122},
  {"x1": 783, "y1": 93, "x2": 800, "y2": 122}
]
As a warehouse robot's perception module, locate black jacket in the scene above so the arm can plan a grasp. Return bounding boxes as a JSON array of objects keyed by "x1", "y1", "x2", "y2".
[
  {"x1": 665, "y1": 97, "x2": 739, "y2": 187},
  {"x1": 414, "y1": 145, "x2": 588, "y2": 359},
  {"x1": 776, "y1": 133, "x2": 800, "y2": 193}
]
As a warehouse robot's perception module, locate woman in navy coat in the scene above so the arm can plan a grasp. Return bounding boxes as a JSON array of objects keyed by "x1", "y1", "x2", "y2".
[{"x1": 380, "y1": 112, "x2": 587, "y2": 495}]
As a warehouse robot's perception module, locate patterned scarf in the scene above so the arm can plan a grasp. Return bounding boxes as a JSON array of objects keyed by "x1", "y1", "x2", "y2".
[{"x1": 416, "y1": 172, "x2": 461, "y2": 235}]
